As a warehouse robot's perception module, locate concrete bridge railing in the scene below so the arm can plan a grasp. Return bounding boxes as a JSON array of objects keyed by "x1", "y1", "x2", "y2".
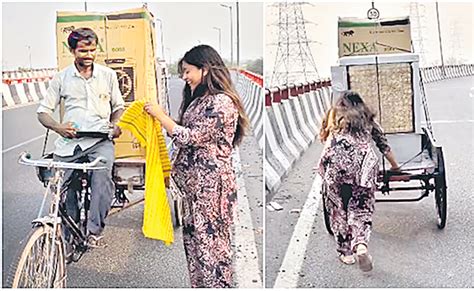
[
  {"x1": 2, "y1": 68, "x2": 57, "y2": 85},
  {"x1": 234, "y1": 69, "x2": 264, "y2": 151},
  {"x1": 421, "y1": 64, "x2": 474, "y2": 83},
  {"x1": 264, "y1": 80, "x2": 332, "y2": 193},
  {"x1": 2, "y1": 68, "x2": 57, "y2": 108}
]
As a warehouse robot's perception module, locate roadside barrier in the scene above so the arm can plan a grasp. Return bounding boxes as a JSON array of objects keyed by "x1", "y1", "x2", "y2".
[
  {"x1": 421, "y1": 64, "x2": 474, "y2": 83},
  {"x1": 2, "y1": 68, "x2": 56, "y2": 85},
  {"x1": 265, "y1": 79, "x2": 332, "y2": 193},
  {"x1": 235, "y1": 70, "x2": 264, "y2": 150},
  {"x1": 2, "y1": 81, "x2": 50, "y2": 108},
  {"x1": 2, "y1": 68, "x2": 55, "y2": 108}
]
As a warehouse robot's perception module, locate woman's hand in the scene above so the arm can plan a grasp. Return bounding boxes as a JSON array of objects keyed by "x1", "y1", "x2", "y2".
[
  {"x1": 389, "y1": 165, "x2": 401, "y2": 172},
  {"x1": 144, "y1": 102, "x2": 165, "y2": 120},
  {"x1": 385, "y1": 150, "x2": 401, "y2": 172},
  {"x1": 144, "y1": 101, "x2": 176, "y2": 135}
]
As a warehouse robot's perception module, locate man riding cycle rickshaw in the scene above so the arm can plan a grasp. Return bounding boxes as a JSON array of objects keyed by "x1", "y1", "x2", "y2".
[{"x1": 8, "y1": 7, "x2": 176, "y2": 288}]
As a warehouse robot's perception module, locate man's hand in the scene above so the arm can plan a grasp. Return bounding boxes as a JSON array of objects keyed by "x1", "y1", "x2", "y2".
[
  {"x1": 38, "y1": 113, "x2": 77, "y2": 139},
  {"x1": 164, "y1": 176, "x2": 170, "y2": 188},
  {"x1": 54, "y1": 122, "x2": 77, "y2": 138},
  {"x1": 111, "y1": 124, "x2": 122, "y2": 139}
]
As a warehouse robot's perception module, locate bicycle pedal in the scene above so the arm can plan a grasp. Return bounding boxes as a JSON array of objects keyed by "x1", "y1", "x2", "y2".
[
  {"x1": 111, "y1": 201, "x2": 125, "y2": 208},
  {"x1": 111, "y1": 197, "x2": 130, "y2": 208}
]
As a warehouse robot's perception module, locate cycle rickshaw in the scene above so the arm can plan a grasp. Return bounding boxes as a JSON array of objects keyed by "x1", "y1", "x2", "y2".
[
  {"x1": 322, "y1": 52, "x2": 447, "y2": 235},
  {"x1": 7, "y1": 6, "x2": 181, "y2": 287},
  {"x1": 9, "y1": 126, "x2": 182, "y2": 288}
]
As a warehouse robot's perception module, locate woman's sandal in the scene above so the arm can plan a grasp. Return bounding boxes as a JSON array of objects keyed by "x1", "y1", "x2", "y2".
[
  {"x1": 339, "y1": 254, "x2": 356, "y2": 265},
  {"x1": 356, "y1": 245, "x2": 373, "y2": 272}
]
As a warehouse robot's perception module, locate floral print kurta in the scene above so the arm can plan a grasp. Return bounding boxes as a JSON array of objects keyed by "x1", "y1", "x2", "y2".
[
  {"x1": 171, "y1": 93, "x2": 239, "y2": 288},
  {"x1": 318, "y1": 121, "x2": 391, "y2": 256}
]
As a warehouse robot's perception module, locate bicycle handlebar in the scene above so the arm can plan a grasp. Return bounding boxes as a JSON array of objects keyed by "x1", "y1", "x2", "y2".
[{"x1": 18, "y1": 152, "x2": 107, "y2": 171}]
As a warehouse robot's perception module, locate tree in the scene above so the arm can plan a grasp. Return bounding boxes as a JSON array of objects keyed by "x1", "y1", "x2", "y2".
[
  {"x1": 243, "y1": 58, "x2": 263, "y2": 75},
  {"x1": 167, "y1": 61, "x2": 180, "y2": 76},
  {"x1": 165, "y1": 57, "x2": 263, "y2": 77}
]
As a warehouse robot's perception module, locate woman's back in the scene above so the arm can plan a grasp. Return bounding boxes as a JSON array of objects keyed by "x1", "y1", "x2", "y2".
[{"x1": 319, "y1": 132, "x2": 378, "y2": 188}]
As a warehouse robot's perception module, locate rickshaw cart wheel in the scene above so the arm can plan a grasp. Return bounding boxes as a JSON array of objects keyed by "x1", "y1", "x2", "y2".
[
  {"x1": 321, "y1": 183, "x2": 334, "y2": 236},
  {"x1": 434, "y1": 147, "x2": 447, "y2": 229}
]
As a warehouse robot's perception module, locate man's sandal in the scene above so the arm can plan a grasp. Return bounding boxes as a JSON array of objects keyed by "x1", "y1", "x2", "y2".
[{"x1": 87, "y1": 234, "x2": 107, "y2": 248}]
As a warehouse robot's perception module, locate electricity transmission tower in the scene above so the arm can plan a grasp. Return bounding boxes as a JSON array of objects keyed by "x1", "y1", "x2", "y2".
[
  {"x1": 268, "y1": 2, "x2": 320, "y2": 87},
  {"x1": 409, "y1": 2, "x2": 428, "y2": 67}
]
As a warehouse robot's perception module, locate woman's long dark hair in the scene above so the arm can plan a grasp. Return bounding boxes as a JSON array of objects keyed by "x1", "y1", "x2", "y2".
[
  {"x1": 333, "y1": 91, "x2": 376, "y2": 138},
  {"x1": 177, "y1": 44, "x2": 249, "y2": 146}
]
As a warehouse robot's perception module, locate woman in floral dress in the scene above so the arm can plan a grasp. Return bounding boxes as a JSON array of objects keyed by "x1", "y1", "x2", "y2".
[
  {"x1": 318, "y1": 91, "x2": 399, "y2": 271},
  {"x1": 144, "y1": 44, "x2": 249, "y2": 287}
]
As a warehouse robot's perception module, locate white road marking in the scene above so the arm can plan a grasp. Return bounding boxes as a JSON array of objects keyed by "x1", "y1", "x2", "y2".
[
  {"x1": 2, "y1": 134, "x2": 45, "y2": 154},
  {"x1": 274, "y1": 174, "x2": 323, "y2": 288},
  {"x1": 2, "y1": 101, "x2": 41, "y2": 111},
  {"x1": 422, "y1": 120, "x2": 474, "y2": 124},
  {"x1": 233, "y1": 150, "x2": 263, "y2": 288}
]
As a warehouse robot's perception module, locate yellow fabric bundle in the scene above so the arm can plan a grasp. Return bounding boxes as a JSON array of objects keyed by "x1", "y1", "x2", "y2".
[{"x1": 117, "y1": 100, "x2": 173, "y2": 245}]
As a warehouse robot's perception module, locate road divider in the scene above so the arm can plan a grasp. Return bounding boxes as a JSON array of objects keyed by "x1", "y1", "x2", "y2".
[
  {"x1": 2, "y1": 79, "x2": 50, "y2": 108},
  {"x1": 2, "y1": 68, "x2": 56, "y2": 84},
  {"x1": 421, "y1": 64, "x2": 474, "y2": 83},
  {"x1": 265, "y1": 80, "x2": 332, "y2": 193},
  {"x1": 234, "y1": 70, "x2": 264, "y2": 151}
]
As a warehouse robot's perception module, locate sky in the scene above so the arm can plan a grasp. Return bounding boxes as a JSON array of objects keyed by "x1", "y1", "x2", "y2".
[
  {"x1": 1, "y1": 1, "x2": 263, "y2": 71},
  {"x1": 265, "y1": 2, "x2": 474, "y2": 83}
]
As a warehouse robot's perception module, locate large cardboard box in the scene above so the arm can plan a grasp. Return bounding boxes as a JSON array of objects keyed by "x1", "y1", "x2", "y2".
[
  {"x1": 348, "y1": 63, "x2": 414, "y2": 133},
  {"x1": 338, "y1": 17, "x2": 412, "y2": 57},
  {"x1": 56, "y1": 7, "x2": 167, "y2": 158}
]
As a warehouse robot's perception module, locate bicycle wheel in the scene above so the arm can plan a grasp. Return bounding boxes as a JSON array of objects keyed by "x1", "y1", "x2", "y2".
[
  {"x1": 8, "y1": 225, "x2": 66, "y2": 288},
  {"x1": 321, "y1": 183, "x2": 334, "y2": 236},
  {"x1": 323, "y1": 197, "x2": 334, "y2": 236},
  {"x1": 434, "y1": 147, "x2": 447, "y2": 229}
]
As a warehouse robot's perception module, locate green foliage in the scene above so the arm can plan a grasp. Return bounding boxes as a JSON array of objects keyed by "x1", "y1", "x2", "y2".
[
  {"x1": 167, "y1": 61, "x2": 180, "y2": 75},
  {"x1": 163, "y1": 57, "x2": 263, "y2": 76},
  {"x1": 242, "y1": 58, "x2": 263, "y2": 75}
]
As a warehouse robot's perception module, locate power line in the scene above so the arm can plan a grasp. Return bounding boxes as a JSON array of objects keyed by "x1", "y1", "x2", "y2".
[{"x1": 268, "y1": 2, "x2": 320, "y2": 87}]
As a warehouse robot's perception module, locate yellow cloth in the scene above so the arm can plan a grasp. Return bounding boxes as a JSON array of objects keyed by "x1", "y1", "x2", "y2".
[{"x1": 117, "y1": 100, "x2": 173, "y2": 245}]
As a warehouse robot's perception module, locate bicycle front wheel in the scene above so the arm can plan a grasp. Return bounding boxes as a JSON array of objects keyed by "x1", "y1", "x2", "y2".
[{"x1": 8, "y1": 225, "x2": 66, "y2": 288}]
